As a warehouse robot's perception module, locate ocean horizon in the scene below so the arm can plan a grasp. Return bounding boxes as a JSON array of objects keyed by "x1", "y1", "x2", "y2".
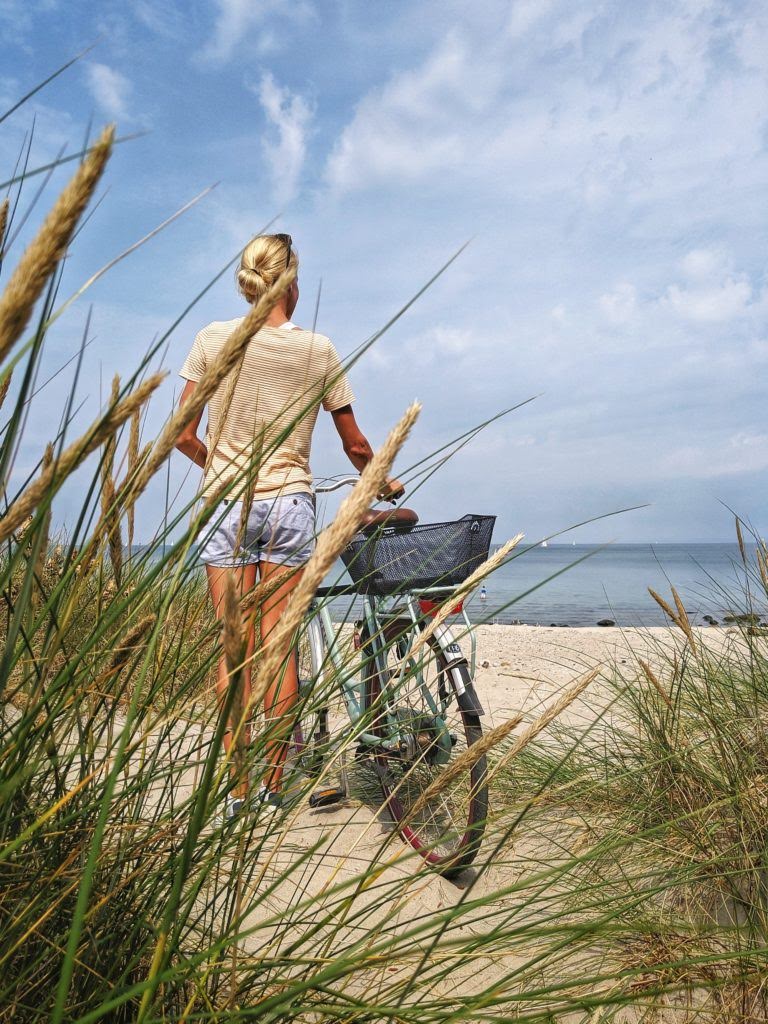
[
  {"x1": 131, "y1": 541, "x2": 764, "y2": 628},
  {"x1": 321, "y1": 541, "x2": 764, "y2": 627}
]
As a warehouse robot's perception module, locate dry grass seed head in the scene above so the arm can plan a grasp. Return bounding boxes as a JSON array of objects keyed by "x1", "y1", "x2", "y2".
[
  {"x1": 483, "y1": 667, "x2": 600, "y2": 793},
  {"x1": 0, "y1": 369, "x2": 11, "y2": 413},
  {"x1": 735, "y1": 517, "x2": 747, "y2": 566},
  {"x1": 638, "y1": 658, "x2": 675, "y2": 713},
  {"x1": 101, "y1": 375, "x2": 123, "y2": 585},
  {"x1": 32, "y1": 443, "x2": 55, "y2": 606},
  {"x1": 404, "y1": 713, "x2": 525, "y2": 829},
  {"x1": 0, "y1": 371, "x2": 164, "y2": 545},
  {"x1": 0, "y1": 126, "x2": 114, "y2": 364},
  {"x1": 108, "y1": 613, "x2": 157, "y2": 673},
  {"x1": 127, "y1": 407, "x2": 140, "y2": 552},
  {"x1": 671, "y1": 585, "x2": 697, "y2": 655},
  {"x1": 0, "y1": 196, "x2": 8, "y2": 254}
]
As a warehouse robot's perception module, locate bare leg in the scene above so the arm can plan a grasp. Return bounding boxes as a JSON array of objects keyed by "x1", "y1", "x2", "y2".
[
  {"x1": 258, "y1": 560, "x2": 305, "y2": 793},
  {"x1": 206, "y1": 563, "x2": 257, "y2": 798}
]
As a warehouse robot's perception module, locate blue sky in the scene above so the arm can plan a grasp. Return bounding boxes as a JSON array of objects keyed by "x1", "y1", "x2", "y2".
[{"x1": 1, "y1": 0, "x2": 767, "y2": 543}]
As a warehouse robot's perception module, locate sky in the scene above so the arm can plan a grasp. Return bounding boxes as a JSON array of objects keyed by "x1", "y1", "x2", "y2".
[{"x1": 1, "y1": 0, "x2": 767, "y2": 544}]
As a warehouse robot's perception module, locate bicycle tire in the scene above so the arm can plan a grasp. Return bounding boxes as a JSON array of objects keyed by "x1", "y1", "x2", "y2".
[{"x1": 361, "y1": 619, "x2": 488, "y2": 877}]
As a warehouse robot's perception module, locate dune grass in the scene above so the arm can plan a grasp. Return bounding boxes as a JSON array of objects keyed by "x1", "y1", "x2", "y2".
[{"x1": 493, "y1": 540, "x2": 768, "y2": 1022}]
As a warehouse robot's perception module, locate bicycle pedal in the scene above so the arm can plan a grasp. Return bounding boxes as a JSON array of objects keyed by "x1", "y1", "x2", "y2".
[{"x1": 309, "y1": 787, "x2": 346, "y2": 809}]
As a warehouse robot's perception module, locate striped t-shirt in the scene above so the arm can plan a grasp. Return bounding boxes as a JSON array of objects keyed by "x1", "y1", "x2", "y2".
[{"x1": 179, "y1": 319, "x2": 354, "y2": 501}]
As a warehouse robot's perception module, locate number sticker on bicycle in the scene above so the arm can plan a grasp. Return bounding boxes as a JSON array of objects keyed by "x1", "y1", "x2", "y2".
[{"x1": 444, "y1": 643, "x2": 462, "y2": 655}]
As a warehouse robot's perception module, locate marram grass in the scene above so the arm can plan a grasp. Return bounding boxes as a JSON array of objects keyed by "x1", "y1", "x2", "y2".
[{"x1": 2, "y1": 61, "x2": 767, "y2": 1024}]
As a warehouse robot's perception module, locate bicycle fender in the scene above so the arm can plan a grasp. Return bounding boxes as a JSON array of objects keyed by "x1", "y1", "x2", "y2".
[
  {"x1": 430, "y1": 623, "x2": 485, "y2": 716},
  {"x1": 455, "y1": 679, "x2": 485, "y2": 717}
]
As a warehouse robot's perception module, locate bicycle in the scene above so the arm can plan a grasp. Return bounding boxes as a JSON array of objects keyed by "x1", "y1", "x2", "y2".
[{"x1": 289, "y1": 476, "x2": 494, "y2": 878}]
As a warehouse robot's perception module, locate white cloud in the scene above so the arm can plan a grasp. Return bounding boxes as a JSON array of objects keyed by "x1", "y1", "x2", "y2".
[
  {"x1": 131, "y1": 1, "x2": 185, "y2": 39},
  {"x1": 599, "y1": 283, "x2": 637, "y2": 325},
  {"x1": 550, "y1": 305, "x2": 567, "y2": 326},
  {"x1": 85, "y1": 63, "x2": 132, "y2": 120},
  {"x1": 506, "y1": 0, "x2": 557, "y2": 39},
  {"x1": 324, "y1": 1, "x2": 768, "y2": 212},
  {"x1": 325, "y1": 32, "x2": 497, "y2": 191},
  {"x1": 662, "y1": 248, "x2": 754, "y2": 323},
  {"x1": 254, "y1": 72, "x2": 313, "y2": 204},
  {"x1": 200, "y1": 0, "x2": 316, "y2": 63},
  {"x1": 658, "y1": 432, "x2": 768, "y2": 480}
]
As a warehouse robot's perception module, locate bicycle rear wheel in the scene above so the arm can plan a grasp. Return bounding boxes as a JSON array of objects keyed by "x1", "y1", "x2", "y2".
[{"x1": 362, "y1": 619, "x2": 488, "y2": 877}]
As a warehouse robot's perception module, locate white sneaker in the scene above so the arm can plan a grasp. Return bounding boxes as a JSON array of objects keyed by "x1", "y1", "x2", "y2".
[
  {"x1": 224, "y1": 796, "x2": 245, "y2": 822},
  {"x1": 253, "y1": 785, "x2": 282, "y2": 815}
]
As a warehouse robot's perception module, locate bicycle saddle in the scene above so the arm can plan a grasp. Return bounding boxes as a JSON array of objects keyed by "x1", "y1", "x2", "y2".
[{"x1": 359, "y1": 507, "x2": 419, "y2": 532}]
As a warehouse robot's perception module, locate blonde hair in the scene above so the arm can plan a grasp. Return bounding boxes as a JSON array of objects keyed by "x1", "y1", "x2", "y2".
[{"x1": 236, "y1": 234, "x2": 298, "y2": 305}]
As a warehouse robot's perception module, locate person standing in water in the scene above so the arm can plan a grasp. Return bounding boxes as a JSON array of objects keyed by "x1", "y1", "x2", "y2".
[{"x1": 175, "y1": 233, "x2": 403, "y2": 818}]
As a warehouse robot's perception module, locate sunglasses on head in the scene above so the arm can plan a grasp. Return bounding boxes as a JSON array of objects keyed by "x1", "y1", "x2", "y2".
[{"x1": 274, "y1": 232, "x2": 292, "y2": 270}]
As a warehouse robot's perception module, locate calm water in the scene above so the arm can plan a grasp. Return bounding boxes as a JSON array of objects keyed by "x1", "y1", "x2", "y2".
[{"x1": 320, "y1": 544, "x2": 764, "y2": 627}]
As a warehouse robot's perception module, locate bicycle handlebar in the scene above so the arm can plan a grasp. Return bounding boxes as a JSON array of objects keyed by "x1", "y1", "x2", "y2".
[{"x1": 314, "y1": 475, "x2": 360, "y2": 494}]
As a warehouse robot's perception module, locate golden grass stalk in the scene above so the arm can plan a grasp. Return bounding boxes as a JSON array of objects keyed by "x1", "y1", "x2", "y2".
[
  {"x1": 649, "y1": 586, "x2": 697, "y2": 655},
  {"x1": 735, "y1": 517, "x2": 747, "y2": 566},
  {"x1": 0, "y1": 196, "x2": 8, "y2": 255},
  {"x1": 102, "y1": 376, "x2": 120, "y2": 479},
  {"x1": 757, "y1": 543, "x2": 768, "y2": 593},
  {"x1": 247, "y1": 402, "x2": 421, "y2": 711},
  {"x1": 638, "y1": 658, "x2": 674, "y2": 712},
  {"x1": 0, "y1": 372, "x2": 164, "y2": 546},
  {"x1": 0, "y1": 126, "x2": 114, "y2": 366},
  {"x1": 101, "y1": 376, "x2": 123, "y2": 586},
  {"x1": 0, "y1": 369, "x2": 11, "y2": 412},
  {"x1": 404, "y1": 714, "x2": 525, "y2": 825},
  {"x1": 494, "y1": 666, "x2": 600, "y2": 772},
  {"x1": 401, "y1": 532, "x2": 524, "y2": 669},
  {"x1": 101, "y1": 475, "x2": 123, "y2": 586},
  {"x1": 108, "y1": 613, "x2": 157, "y2": 674},
  {"x1": 127, "y1": 407, "x2": 140, "y2": 555},
  {"x1": 32, "y1": 443, "x2": 54, "y2": 607},
  {"x1": 128, "y1": 264, "x2": 296, "y2": 505}
]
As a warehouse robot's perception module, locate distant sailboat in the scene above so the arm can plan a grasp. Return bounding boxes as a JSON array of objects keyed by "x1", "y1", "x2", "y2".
[{"x1": 541, "y1": 540, "x2": 548, "y2": 548}]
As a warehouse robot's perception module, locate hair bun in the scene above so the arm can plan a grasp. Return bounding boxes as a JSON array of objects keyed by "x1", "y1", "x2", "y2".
[{"x1": 236, "y1": 233, "x2": 298, "y2": 305}]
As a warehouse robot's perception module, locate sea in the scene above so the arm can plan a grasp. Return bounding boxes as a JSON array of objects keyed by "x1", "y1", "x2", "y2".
[{"x1": 319, "y1": 543, "x2": 765, "y2": 628}]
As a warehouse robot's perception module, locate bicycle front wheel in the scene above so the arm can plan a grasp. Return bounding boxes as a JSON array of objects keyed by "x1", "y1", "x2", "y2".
[{"x1": 362, "y1": 619, "x2": 488, "y2": 877}]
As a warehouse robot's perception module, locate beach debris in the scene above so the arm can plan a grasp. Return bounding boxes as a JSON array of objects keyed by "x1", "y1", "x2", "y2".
[
  {"x1": 597, "y1": 618, "x2": 615, "y2": 627},
  {"x1": 480, "y1": 660, "x2": 490, "y2": 669}
]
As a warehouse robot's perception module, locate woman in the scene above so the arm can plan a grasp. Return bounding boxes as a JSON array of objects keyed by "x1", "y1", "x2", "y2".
[{"x1": 175, "y1": 233, "x2": 402, "y2": 819}]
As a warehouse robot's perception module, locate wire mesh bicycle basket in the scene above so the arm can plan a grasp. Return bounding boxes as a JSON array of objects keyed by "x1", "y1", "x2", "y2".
[{"x1": 341, "y1": 514, "x2": 496, "y2": 595}]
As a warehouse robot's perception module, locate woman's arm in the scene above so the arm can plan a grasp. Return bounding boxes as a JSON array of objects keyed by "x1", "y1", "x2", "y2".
[
  {"x1": 175, "y1": 380, "x2": 207, "y2": 469},
  {"x1": 330, "y1": 404, "x2": 404, "y2": 500}
]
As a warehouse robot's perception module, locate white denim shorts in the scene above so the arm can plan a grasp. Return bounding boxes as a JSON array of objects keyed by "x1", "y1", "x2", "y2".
[{"x1": 199, "y1": 492, "x2": 315, "y2": 568}]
